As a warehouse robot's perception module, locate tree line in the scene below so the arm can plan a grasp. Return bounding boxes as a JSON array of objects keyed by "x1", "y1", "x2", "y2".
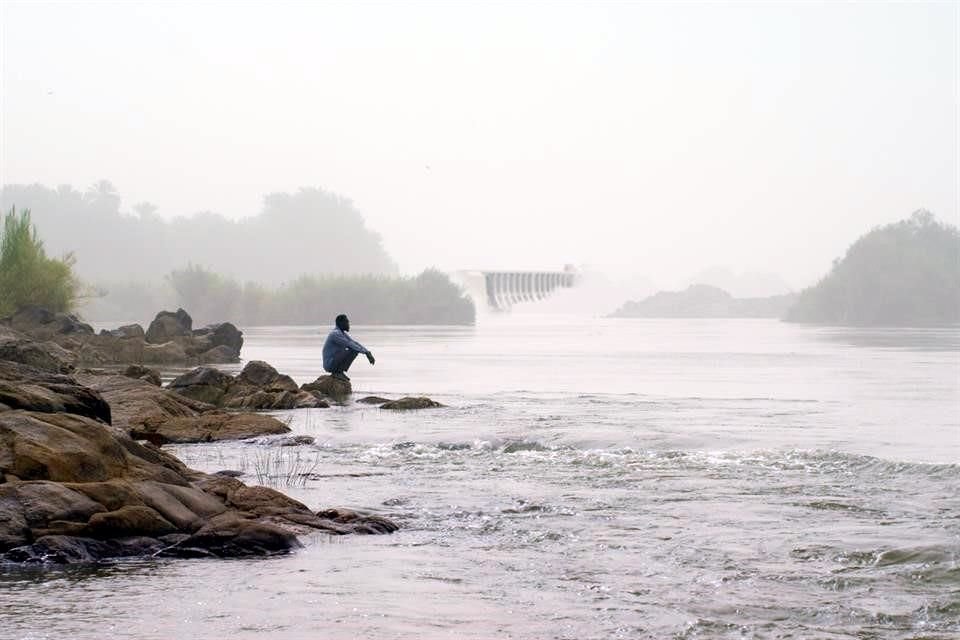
[
  {"x1": 1, "y1": 206, "x2": 475, "y2": 326},
  {"x1": 0, "y1": 182, "x2": 397, "y2": 284},
  {"x1": 785, "y1": 210, "x2": 958, "y2": 326}
]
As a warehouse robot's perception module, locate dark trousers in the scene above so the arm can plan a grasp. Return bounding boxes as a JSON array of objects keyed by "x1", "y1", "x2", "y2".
[{"x1": 325, "y1": 349, "x2": 359, "y2": 374}]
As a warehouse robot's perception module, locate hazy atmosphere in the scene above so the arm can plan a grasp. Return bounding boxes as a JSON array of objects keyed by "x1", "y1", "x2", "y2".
[
  {"x1": 1, "y1": 3, "x2": 958, "y2": 639},
  {"x1": 3, "y1": 2, "x2": 956, "y2": 286}
]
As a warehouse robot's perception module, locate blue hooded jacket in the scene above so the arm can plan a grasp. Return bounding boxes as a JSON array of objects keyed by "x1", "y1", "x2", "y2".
[{"x1": 322, "y1": 328, "x2": 369, "y2": 370}]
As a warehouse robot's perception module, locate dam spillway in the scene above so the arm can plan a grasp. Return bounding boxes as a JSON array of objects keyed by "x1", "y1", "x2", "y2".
[{"x1": 454, "y1": 268, "x2": 578, "y2": 311}]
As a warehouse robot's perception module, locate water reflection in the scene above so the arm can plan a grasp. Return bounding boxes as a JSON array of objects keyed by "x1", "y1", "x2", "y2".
[{"x1": 812, "y1": 326, "x2": 960, "y2": 351}]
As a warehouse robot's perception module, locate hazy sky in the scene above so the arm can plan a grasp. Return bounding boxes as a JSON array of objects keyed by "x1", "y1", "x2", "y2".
[{"x1": 1, "y1": 1, "x2": 957, "y2": 287}]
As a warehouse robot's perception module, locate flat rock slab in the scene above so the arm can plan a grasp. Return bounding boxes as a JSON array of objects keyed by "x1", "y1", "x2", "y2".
[
  {"x1": 132, "y1": 411, "x2": 290, "y2": 444},
  {"x1": 0, "y1": 360, "x2": 112, "y2": 423},
  {"x1": 75, "y1": 373, "x2": 291, "y2": 444}
]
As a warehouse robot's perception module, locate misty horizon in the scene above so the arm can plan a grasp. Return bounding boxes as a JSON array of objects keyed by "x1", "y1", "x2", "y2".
[{"x1": 2, "y1": 2, "x2": 956, "y2": 289}]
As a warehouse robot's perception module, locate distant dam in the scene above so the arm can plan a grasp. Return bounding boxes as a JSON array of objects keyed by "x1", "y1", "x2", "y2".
[{"x1": 453, "y1": 267, "x2": 578, "y2": 311}]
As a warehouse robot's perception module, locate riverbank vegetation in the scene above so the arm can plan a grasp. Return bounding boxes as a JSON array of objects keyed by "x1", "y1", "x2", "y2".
[
  {"x1": 785, "y1": 210, "x2": 959, "y2": 326},
  {"x1": 0, "y1": 207, "x2": 78, "y2": 316},
  {"x1": 2, "y1": 183, "x2": 476, "y2": 326},
  {"x1": 0, "y1": 182, "x2": 397, "y2": 283},
  {"x1": 83, "y1": 265, "x2": 476, "y2": 326}
]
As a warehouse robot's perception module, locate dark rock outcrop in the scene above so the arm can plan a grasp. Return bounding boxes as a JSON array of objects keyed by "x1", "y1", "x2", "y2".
[
  {"x1": 356, "y1": 395, "x2": 444, "y2": 409},
  {"x1": 380, "y1": 396, "x2": 444, "y2": 410},
  {"x1": 2, "y1": 307, "x2": 242, "y2": 366},
  {"x1": 145, "y1": 308, "x2": 193, "y2": 344},
  {"x1": 192, "y1": 323, "x2": 244, "y2": 356},
  {"x1": 100, "y1": 324, "x2": 145, "y2": 339},
  {"x1": 315, "y1": 508, "x2": 401, "y2": 534},
  {"x1": 0, "y1": 409, "x2": 398, "y2": 564},
  {"x1": 0, "y1": 360, "x2": 111, "y2": 423},
  {"x1": 4, "y1": 306, "x2": 94, "y2": 339},
  {"x1": 122, "y1": 364, "x2": 161, "y2": 387},
  {"x1": 136, "y1": 411, "x2": 290, "y2": 444},
  {"x1": 301, "y1": 374, "x2": 352, "y2": 400},
  {"x1": 169, "y1": 361, "x2": 326, "y2": 410}
]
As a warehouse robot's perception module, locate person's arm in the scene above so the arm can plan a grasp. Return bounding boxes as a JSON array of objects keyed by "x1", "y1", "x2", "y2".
[{"x1": 330, "y1": 330, "x2": 370, "y2": 355}]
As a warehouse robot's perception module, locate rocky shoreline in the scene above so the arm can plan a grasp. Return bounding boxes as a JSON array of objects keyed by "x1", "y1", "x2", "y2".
[
  {"x1": 0, "y1": 307, "x2": 414, "y2": 566},
  {"x1": 2, "y1": 306, "x2": 243, "y2": 366}
]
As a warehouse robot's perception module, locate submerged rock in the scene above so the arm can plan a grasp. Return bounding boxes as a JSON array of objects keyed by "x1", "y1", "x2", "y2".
[
  {"x1": 315, "y1": 508, "x2": 401, "y2": 534},
  {"x1": 380, "y1": 396, "x2": 444, "y2": 410},
  {"x1": 357, "y1": 396, "x2": 391, "y2": 405},
  {"x1": 275, "y1": 435, "x2": 316, "y2": 447}
]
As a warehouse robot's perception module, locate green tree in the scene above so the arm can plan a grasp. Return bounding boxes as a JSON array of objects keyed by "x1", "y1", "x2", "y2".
[
  {"x1": 786, "y1": 210, "x2": 960, "y2": 326},
  {"x1": 0, "y1": 207, "x2": 78, "y2": 317}
]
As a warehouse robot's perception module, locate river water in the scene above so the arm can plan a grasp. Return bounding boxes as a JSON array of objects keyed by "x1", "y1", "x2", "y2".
[{"x1": 2, "y1": 316, "x2": 958, "y2": 639}]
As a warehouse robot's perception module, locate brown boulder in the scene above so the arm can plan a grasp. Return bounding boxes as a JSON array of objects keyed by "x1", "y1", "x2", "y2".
[
  {"x1": 316, "y1": 508, "x2": 401, "y2": 534},
  {"x1": 161, "y1": 512, "x2": 300, "y2": 558},
  {"x1": 142, "y1": 341, "x2": 189, "y2": 364},
  {"x1": 122, "y1": 364, "x2": 161, "y2": 387},
  {"x1": 0, "y1": 360, "x2": 111, "y2": 423},
  {"x1": 87, "y1": 505, "x2": 177, "y2": 537},
  {"x1": 169, "y1": 362, "x2": 321, "y2": 411},
  {"x1": 132, "y1": 411, "x2": 290, "y2": 444},
  {"x1": 100, "y1": 324, "x2": 145, "y2": 339},
  {"x1": 11, "y1": 481, "x2": 107, "y2": 528},
  {"x1": 167, "y1": 366, "x2": 232, "y2": 405},
  {"x1": 301, "y1": 375, "x2": 352, "y2": 400},
  {"x1": 193, "y1": 322, "x2": 243, "y2": 355},
  {"x1": 380, "y1": 396, "x2": 444, "y2": 410},
  {"x1": 3, "y1": 306, "x2": 94, "y2": 340},
  {"x1": 76, "y1": 372, "x2": 209, "y2": 435},
  {"x1": 0, "y1": 329, "x2": 78, "y2": 374},
  {"x1": 198, "y1": 345, "x2": 239, "y2": 363},
  {"x1": 0, "y1": 411, "x2": 130, "y2": 482},
  {"x1": 145, "y1": 308, "x2": 193, "y2": 344}
]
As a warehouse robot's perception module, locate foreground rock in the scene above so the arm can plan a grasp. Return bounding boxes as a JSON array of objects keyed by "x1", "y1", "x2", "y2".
[
  {"x1": 169, "y1": 361, "x2": 327, "y2": 410},
  {"x1": 0, "y1": 360, "x2": 111, "y2": 423},
  {"x1": 77, "y1": 372, "x2": 290, "y2": 444},
  {"x1": 1, "y1": 306, "x2": 242, "y2": 366},
  {"x1": 0, "y1": 411, "x2": 398, "y2": 564},
  {"x1": 0, "y1": 325, "x2": 77, "y2": 373}
]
